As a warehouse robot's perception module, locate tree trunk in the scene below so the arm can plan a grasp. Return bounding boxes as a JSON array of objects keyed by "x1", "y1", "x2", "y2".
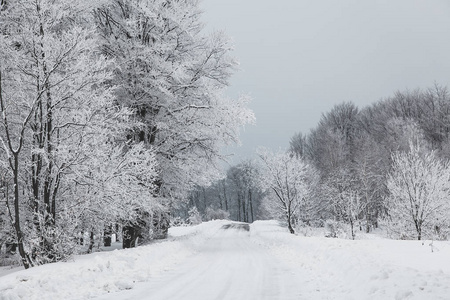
[
  {"x1": 365, "y1": 202, "x2": 370, "y2": 233},
  {"x1": 287, "y1": 207, "x2": 295, "y2": 234},
  {"x1": 39, "y1": 2, "x2": 57, "y2": 226},
  {"x1": 103, "y1": 225, "x2": 112, "y2": 247},
  {"x1": 248, "y1": 189, "x2": 254, "y2": 223},
  {"x1": 1, "y1": 66, "x2": 37, "y2": 269},
  {"x1": 350, "y1": 217, "x2": 355, "y2": 240},
  {"x1": 13, "y1": 154, "x2": 32, "y2": 268},
  {"x1": 115, "y1": 224, "x2": 120, "y2": 242},
  {"x1": 87, "y1": 231, "x2": 95, "y2": 253},
  {"x1": 218, "y1": 194, "x2": 223, "y2": 210},
  {"x1": 202, "y1": 187, "x2": 207, "y2": 212},
  {"x1": 287, "y1": 219, "x2": 295, "y2": 234},
  {"x1": 415, "y1": 219, "x2": 422, "y2": 240},
  {"x1": 237, "y1": 193, "x2": 241, "y2": 221},
  {"x1": 122, "y1": 225, "x2": 137, "y2": 248},
  {"x1": 223, "y1": 183, "x2": 228, "y2": 211},
  {"x1": 242, "y1": 191, "x2": 247, "y2": 222},
  {"x1": 152, "y1": 211, "x2": 169, "y2": 240}
]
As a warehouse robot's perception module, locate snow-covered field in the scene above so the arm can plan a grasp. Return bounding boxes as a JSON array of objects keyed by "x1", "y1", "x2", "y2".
[{"x1": 1, "y1": 220, "x2": 450, "y2": 300}]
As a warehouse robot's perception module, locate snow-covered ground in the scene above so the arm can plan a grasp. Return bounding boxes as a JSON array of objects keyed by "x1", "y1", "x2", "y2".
[{"x1": 1, "y1": 220, "x2": 450, "y2": 300}]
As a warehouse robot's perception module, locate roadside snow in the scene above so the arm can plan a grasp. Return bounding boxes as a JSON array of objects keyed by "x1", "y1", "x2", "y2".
[
  {"x1": 0, "y1": 220, "x2": 228, "y2": 300},
  {"x1": 1, "y1": 220, "x2": 450, "y2": 300},
  {"x1": 251, "y1": 220, "x2": 450, "y2": 300}
]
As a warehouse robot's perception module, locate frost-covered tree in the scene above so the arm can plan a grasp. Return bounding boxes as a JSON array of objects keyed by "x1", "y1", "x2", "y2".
[
  {"x1": 257, "y1": 149, "x2": 313, "y2": 234},
  {"x1": 0, "y1": 0, "x2": 158, "y2": 266},
  {"x1": 289, "y1": 132, "x2": 307, "y2": 158},
  {"x1": 386, "y1": 139, "x2": 450, "y2": 240},
  {"x1": 0, "y1": 0, "x2": 253, "y2": 267},
  {"x1": 184, "y1": 160, "x2": 264, "y2": 223},
  {"x1": 352, "y1": 133, "x2": 387, "y2": 232},
  {"x1": 94, "y1": 0, "x2": 254, "y2": 240},
  {"x1": 95, "y1": 0, "x2": 253, "y2": 191},
  {"x1": 225, "y1": 160, "x2": 261, "y2": 222}
]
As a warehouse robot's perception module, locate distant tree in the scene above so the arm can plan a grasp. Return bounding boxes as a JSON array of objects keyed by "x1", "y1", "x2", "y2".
[
  {"x1": 184, "y1": 159, "x2": 265, "y2": 223},
  {"x1": 226, "y1": 160, "x2": 261, "y2": 222},
  {"x1": 334, "y1": 188, "x2": 362, "y2": 240},
  {"x1": 289, "y1": 132, "x2": 307, "y2": 158},
  {"x1": 352, "y1": 133, "x2": 389, "y2": 232},
  {"x1": 386, "y1": 138, "x2": 450, "y2": 240},
  {"x1": 288, "y1": 86, "x2": 450, "y2": 235},
  {"x1": 257, "y1": 149, "x2": 313, "y2": 234},
  {"x1": 204, "y1": 207, "x2": 230, "y2": 221},
  {"x1": 187, "y1": 207, "x2": 202, "y2": 225},
  {"x1": 305, "y1": 102, "x2": 358, "y2": 179},
  {"x1": 227, "y1": 166, "x2": 245, "y2": 221}
]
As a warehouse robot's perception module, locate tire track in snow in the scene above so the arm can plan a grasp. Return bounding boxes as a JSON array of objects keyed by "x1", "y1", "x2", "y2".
[{"x1": 96, "y1": 222, "x2": 299, "y2": 300}]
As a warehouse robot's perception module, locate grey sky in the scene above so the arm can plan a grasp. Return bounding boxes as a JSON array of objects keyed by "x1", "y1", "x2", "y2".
[{"x1": 201, "y1": 0, "x2": 450, "y2": 165}]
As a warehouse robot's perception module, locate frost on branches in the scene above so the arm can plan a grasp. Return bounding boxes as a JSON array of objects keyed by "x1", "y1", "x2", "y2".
[
  {"x1": 0, "y1": 0, "x2": 253, "y2": 268},
  {"x1": 257, "y1": 149, "x2": 314, "y2": 234},
  {"x1": 386, "y1": 139, "x2": 450, "y2": 240},
  {"x1": 0, "y1": 0, "x2": 158, "y2": 267},
  {"x1": 94, "y1": 0, "x2": 254, "y2": 240}
]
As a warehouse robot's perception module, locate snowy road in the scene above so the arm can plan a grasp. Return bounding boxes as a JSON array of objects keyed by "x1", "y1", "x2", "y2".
[
  {"x1": 97, "y1": 222, "x2": 300, "y2": 300},
  {"x1": 2, "y1": 220, "x2": 450, "y2": 299}
]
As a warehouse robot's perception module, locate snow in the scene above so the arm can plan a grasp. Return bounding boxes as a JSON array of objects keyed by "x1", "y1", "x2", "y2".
[
  {"x1": 251, "y1": 221, "x2": 450, "y2": 299},
  {"x1": 1, "y1": 220, "x2": 450, "y2": 299}
]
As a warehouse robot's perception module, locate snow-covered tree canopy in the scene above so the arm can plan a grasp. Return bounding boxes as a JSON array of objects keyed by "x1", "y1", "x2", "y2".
[
  {"x1": 285, "y1": 86, "x2": 450, "y2": 237},
  {"x1": 386, "y1": 138, "x2": 450, "y2": 240},
  {"x1": 93, "y1": 0, "x2": 255, "y2": 200},
  {"x1": 257, "y1": 148, "x2": 314, "y2": 234}
]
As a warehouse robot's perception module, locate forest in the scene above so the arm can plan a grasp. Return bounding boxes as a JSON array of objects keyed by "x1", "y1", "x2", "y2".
[
  {"x1": 191, "y1": 85, "x2": 450, "y2": 241},
  {"x1": 0, "y1": 0, "x2": 253, "y2": 268},
  {"x1": 2, "y1": 1, "x2": 450, "y2": 299},
  {"x1": 2, "y1": 0, "x2": 450, "y2": 272}
]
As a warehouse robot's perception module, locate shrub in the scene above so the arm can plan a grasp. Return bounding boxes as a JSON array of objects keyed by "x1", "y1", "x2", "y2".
[
  {"x1": 204, "y1": 207, "x2": 230, "y2": 221},
  {"x1": 187, "y1": 207, "x2": 202, "y2": 225}
]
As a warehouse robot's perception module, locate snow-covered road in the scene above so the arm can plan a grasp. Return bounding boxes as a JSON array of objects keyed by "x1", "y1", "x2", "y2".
[
  {"x1": 100, "y1": 223, "x2": 299, "y2": 300},
  {"x1": 2, "y1": 220, "x2": 450, "y2": 300}
]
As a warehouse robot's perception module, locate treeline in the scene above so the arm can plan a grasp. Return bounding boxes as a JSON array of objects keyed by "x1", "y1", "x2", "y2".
[
  {"x1": 196, "y1": 85, "x2": 450, "y2": 241},
  {"x1": 0, "y1": 0, "x2": 253, "y2": 268},
  {"x1": 289, "y1": 85, "x2": 450, "y2": 239},
  {"x1": 181, "y1": 160, "x2": 264, "y2": 224}
]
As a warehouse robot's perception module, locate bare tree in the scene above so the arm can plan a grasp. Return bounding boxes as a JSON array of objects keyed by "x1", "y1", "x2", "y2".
[
  {"x1": 386, "y1": 138, "x2": 450, "y2": 240},
  {"x1": 258, "y1": 149, "x2": 312, "y2": 234},
  {"x1": 0, "y1": 70, "x2": 39, "y2": 269}
]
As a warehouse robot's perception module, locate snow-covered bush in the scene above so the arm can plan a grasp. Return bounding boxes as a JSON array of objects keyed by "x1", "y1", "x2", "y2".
[
  {"x1": 188, "y1": 207, "x2": 202, "y2": 225},
  {"x1": 171, "y1": 217, "x2": 187, "y2": 227},
  {"x1": 324, "y1": 220, "x2": 347, "y2": 238},
  {"x1": 295, "y1": 221, "x2": 313, "y2": 237},
  {"x1": 204, "y1": 207, "x2": 230, "y2": 221}
]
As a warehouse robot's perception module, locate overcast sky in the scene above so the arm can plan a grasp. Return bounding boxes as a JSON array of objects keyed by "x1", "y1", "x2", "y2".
[{"x1": 200, "y1": 0, "x2": 450, "y2": 165}]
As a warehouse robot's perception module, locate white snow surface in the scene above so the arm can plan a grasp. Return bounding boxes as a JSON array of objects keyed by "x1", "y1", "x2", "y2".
[{"x1": 1, "y1": 220, "x2": 450, "y2": 299}]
